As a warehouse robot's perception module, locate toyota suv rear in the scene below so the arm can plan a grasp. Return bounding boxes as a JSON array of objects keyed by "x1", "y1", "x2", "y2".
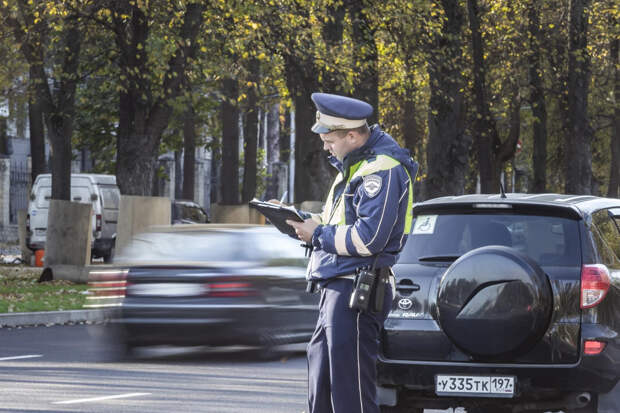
[{"x1": 379, "y1": 194, "x2": 620, "y2": 413}]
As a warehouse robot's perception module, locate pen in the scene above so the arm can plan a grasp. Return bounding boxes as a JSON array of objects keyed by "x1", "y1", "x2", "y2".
[{"x1": 280, "y1": 191, "x2": 288, "y2": 204}]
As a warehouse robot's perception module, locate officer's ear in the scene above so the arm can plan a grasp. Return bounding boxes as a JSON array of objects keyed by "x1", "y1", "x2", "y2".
[{"x1": 346, "y1": 130, "x2": 360, "y2": 144}]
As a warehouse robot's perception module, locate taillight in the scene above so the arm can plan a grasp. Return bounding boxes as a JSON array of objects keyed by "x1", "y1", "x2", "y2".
[
  {"x1": 205, "y1": 282, "x2": 257, "y2": 297},
  {"x1": 580, "y1": 264, "x2": 610, "y2": 309},
  {"x1": 584, "y1": 340, "x2": 606, "y2": 355},
  {"x1": 85, "y1": 269, "x2": 128, "y2": 308},
  {"x1": 95, "y1": 214, "x2": 102, "y2": 232},
  {"x1": 26, "y1": 214, "x2": 30, "y2": 232}
]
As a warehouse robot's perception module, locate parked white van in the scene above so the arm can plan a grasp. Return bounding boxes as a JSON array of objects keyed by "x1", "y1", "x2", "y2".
[{"x1": 26, "y1": 174, "x2": 121, "y2": 262}]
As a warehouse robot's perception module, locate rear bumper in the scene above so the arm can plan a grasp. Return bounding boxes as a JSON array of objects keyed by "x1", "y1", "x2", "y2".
[
  {"x1": 378, "y1": 323, "x2": 620, "y2": 402},
  {"x1": 116, "y1": 303, "x2": 312, "y2": 347}
]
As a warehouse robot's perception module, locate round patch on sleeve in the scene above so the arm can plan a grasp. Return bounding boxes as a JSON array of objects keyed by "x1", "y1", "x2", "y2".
[{"x1": 363, "y1": 174, "x2": 382, "y2": 198}]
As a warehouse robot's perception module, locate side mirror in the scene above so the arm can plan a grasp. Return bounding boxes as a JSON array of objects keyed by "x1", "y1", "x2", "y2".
[
  {"x1": 30, "y1": 193, "x2": 35, "y2": 201},
  {"x1": 91, "y1": 193, "x2": 98, "y2": 201}
]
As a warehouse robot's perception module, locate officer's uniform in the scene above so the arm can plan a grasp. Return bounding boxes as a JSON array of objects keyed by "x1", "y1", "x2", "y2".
[{"x1": 301, "y1": 93, "x2": 418, "y2": 413}]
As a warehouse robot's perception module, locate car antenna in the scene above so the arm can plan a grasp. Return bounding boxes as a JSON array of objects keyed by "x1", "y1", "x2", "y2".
[{"x1": 499, "y1": 182, "x2": 507, "y2": 199}]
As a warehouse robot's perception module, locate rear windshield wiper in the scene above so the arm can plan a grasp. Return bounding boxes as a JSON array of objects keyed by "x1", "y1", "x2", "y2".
[{"x1": 418, "y1": 255, "x2": 461, "y2": 262}]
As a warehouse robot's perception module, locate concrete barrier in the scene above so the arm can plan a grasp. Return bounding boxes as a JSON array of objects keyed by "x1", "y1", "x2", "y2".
[
  {"x1": 46, "y1": 264, "x2": 90, "y2": 283},
  {"x1": 115, "y1": 195, "x2": 171, "y2": 253},
  {"x1": 211, "y1": 204, "x2": 265, "y2": 224},
  {"x1": 0, "y1": 309, "x2": 117, "y2": 328},
  {"x1": 45, "y1": 200, "x2": 92, "y2": 268}
]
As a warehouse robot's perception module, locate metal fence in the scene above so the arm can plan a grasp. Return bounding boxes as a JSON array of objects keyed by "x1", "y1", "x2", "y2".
[{"x1": 9, "y1": 160, "x2": 29, "y2": 224}]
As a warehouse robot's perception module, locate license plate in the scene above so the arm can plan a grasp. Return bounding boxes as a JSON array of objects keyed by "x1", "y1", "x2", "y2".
[
  {"x1": 435, "y1": 375, "x2": 515, "y2": 398},
  {"x1": 128, "y1": 283, "x2": 205, "y2": 297}
]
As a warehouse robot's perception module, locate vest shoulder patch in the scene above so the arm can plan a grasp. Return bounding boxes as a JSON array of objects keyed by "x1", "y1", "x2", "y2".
[{"x1": 363, "y1": 174, "x2": 382, "y2": 198}]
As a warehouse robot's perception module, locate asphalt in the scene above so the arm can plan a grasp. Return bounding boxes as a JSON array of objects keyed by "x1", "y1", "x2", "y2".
[{"x1": 0, "y1": 308, "x2": 117, "y2": 328}]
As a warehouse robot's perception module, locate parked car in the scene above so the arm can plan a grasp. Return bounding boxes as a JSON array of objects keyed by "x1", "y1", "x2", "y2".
[
  {"x1": 111, "y1": 224, "x2": 316, "y2": 353},
  {"x1": 379, "y1": 194, "x2": 620, "y2": 413},
  {"x1": 171, "y1": 199, "x2": 210, "y2": 224},
  {"x1": 26, "y1": 173, "x2": 120, "y2": 262}
]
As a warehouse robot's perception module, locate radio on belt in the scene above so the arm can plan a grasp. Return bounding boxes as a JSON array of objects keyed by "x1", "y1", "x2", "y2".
[{"x1": 349, "y1": 266, "x2": 377, "y2": 313}]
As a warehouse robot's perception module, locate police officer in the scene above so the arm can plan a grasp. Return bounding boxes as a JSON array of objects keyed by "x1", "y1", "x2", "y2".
[{"x1": 287, "y1": 93, "x2": 418, "y2": 413}]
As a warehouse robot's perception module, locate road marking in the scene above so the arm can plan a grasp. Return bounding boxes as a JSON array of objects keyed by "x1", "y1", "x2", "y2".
[
  {"x1": 0, "y1": 354, "x2": 43, "y2": 361},
  {"x1": 52, "y1": 392, "x2": 151, "y2": 405}
]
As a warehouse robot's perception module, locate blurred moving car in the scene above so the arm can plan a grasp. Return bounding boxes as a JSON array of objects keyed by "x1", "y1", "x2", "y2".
[
  {"x1": 171, "y1": 199, "x2": 210, "y2": 224},
  {"x1": 110, "y1": 224, "x2": 315, "y2": 352}
]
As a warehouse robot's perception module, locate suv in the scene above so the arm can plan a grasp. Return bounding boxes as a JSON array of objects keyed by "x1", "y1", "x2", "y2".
[{"x1": 380, "y1": 194, "x2": 619, "y2": 413}]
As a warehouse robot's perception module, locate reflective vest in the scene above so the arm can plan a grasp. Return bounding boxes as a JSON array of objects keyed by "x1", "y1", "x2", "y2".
[{"x1": 321, "y1": 154, "x2": 414, "y2": 232}]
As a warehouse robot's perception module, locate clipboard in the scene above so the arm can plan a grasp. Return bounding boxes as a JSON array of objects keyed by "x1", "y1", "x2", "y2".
[{"x1": 249, "y1": 199, "x2": 304, "y2": 237}]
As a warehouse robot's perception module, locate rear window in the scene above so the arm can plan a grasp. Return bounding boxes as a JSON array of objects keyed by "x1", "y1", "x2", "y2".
[
  {"x1": 175, "y1": 203, "x2": 208, "y2": 223},
  {"x1": 591, "y1": 209, "x2": 620, "y2": 268},
  {"x1": 401, "y1": 213, "x2": 581, "y2": 266},
  {"x1": 116, "y1": 229, "x2": 305, "y2": 263},
  {"x1": 100, "y1": 186, "x2": 120, "y2": 209},
  {"x1": 71, "y1": 186, "x2": 91, "y2": 203}
]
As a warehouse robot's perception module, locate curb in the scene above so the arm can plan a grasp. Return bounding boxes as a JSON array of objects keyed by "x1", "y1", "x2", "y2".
[{"x1": 0, "y1": 309, "x2": 118, "y2": 328}]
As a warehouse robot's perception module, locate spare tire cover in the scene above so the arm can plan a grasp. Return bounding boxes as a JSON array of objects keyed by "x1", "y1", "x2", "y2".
[{"x1": 437, "y1": 246, "x2": 552, "y2": 359}]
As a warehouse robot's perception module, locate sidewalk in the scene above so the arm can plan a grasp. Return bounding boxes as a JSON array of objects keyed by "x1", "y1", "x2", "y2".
[{"x1": 0, "y1": 308, "x2": 118, "y2": 328}]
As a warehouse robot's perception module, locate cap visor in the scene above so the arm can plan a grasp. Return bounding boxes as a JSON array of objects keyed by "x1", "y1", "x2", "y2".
[{"x1": 311, "y1": 122, "x2": 332, "y2": 134}]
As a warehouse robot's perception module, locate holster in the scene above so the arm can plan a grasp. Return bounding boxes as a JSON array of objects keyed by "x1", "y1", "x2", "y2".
[
  {"x1": 372, "y1": 267, "x2": 390, "y2": 313},
  {"x1": 306, "y1": 280, "x2": 318, "y2": 294}
]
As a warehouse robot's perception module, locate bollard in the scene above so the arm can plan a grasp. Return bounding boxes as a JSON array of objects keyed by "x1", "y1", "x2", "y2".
[{"x1": 34, "y1": 249, "x2": 45, "y2": 267}]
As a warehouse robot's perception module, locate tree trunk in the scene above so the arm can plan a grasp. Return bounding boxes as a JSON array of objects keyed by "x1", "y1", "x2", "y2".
[
  {"x1": 46, "y1": 21, "x2": 81, "y2": 201},
  {"x1": 28, "y1": 67, "x2": 47, "y2": 182},
  {"x1": 182, "y1": 107, "x2": 196, "y2": 201},
  {"x1": 242, "y1": 65, "x2": 258, "y2": 204},
  {"x1": 221, "y1": 77, "x2": 240, "y2": 204},
  {"x1": 498, "y1": 92, "x2": 522, "y2": 183},
  {"x1": 47, "y1": 116, "x2": 72, "y2": 201},
  {"x1": 350, "y1": 0, "x2": 378, "y2": 122},
  {"x1": 293, "y1": 90, "x2": 333, "y2": 203},
  {"x1": 401, "y1": 82, "x2": 419, "y2": 159},
  {"x1": 528, "y1": 0, "x2": 548, "y2": 193},
  {"x1": 114, "y1": 3, "x2": 204, "y2": 196},
  {"x1": 467, "y1": 0, "x2": 503, "y2": 194},
  {"x1": 279, "y1": 107, "x2": 291, "y2": 164},
  {"x1": 321, "y1": 1, "x2": 345, "y2": 93},
  {"x1": 425, "y1": 0, "x2": 470, "y2": 199},
  {"x1": 608, "y1": 28, "x2": 619, "y2": 198},
  {"x1": 4, "y1": 7, "x2": 81, "y2": 201},
  {"x1": 284, "y1": 52, "x2": 332, "y2": 203},
  {"x1": 565, "y1": 0, "x2": 592, "y2": 195},
  {"x1": 0, "y1": 117, "x2": 7, "y2": 156}
]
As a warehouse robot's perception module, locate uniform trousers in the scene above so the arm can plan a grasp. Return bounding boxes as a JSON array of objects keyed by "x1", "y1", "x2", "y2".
[{"x1": 307, "y1": 277, "x2": 393, "y2": 413}]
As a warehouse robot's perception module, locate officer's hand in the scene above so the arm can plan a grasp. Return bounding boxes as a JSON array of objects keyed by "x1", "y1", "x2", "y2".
[
  {"x1": 286, "y1": 219, "x2": 318, "y2": 243},
  {"x1": 267, "y1": 199, "x2": 283, "y2": 205}
]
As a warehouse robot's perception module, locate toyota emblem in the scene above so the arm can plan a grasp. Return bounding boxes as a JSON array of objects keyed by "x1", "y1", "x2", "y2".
[{"x1": 398, "y1": 298, "x2": 413, "y2": 310}]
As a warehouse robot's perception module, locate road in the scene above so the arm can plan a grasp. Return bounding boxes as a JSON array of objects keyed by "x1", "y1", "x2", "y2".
[
  {"x1": 0, "y1": 323, "x2": 310, "y2": 413},
  {"x1": 1, "y1": 324, "x2": 618, "y2": 413}
]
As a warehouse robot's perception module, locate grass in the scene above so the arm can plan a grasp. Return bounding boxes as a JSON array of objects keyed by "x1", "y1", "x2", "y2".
[{"x1": 0, "y1": 266, "x2": 90, "y2": 313}]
